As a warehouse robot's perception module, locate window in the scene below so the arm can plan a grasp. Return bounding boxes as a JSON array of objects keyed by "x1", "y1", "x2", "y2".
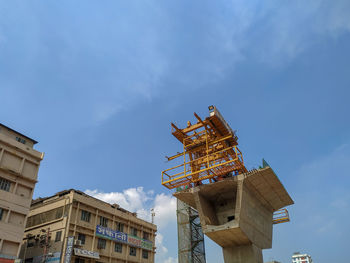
[
  {"x1": 78, "y1": 233, "x2": 86, "y2": 245},
  {"x1": 27, "y1": 240, "x2": 35, "y2": 248},
  {"x1": 74, "y1": 258, "x2": 84, "y2": 263},
  {"x1": 100, "y1": 216, "x2": 108, "y2": 227},
  {"x1": 0, "y1": 178, "x2": 11, "y2": 192},
  {"x1": 56, "y1": 208, "x2": 63, "y2": 218},
  {"x1": 130, "y1": 227, "x2": 137, "y2": 237},
  {"x1": 55, "y1": 231, "x2": 62, "y2": 242},
  {"x1": 227, "y1": 215, "x2": 235, "y2": 222},
  {"x1": 0, "y1": 208, "x2": 3, "y2": 221},
  {"x1": 15, "y1": 137, "x2": 26, "y2": 144},
  {"x1": 143, "y1": 232, "x2": 149, "y2": 240},
  {"x1": 114, "y1": 242, "x2": 122, "y2": 253},
  {"x1": 116, "y1": 222, "x2": 124, "y2": 232},
  {"x1": 142, "y1": 249, "x2": 149, "y2": 259},
  {"x1": 97, "y1": 238, "x2": 106, "y2": 249},
  {"x1": 81, "y1": 210, "x2": 91, "y2": 222},
  {"x1": 26, "y1": 206, "x2": 66, "y2": 228},
  {"x1": 129, "y1": 247, "x2": 136, "y2": 256}
]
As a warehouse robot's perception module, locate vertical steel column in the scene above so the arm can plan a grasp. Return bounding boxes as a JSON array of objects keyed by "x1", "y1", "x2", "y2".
[{"x1": 177, "y1": 199, "x2": 206, "y2": 263}]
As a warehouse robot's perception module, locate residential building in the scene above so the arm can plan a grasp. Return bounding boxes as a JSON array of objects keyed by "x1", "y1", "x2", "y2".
[
  {"x1": 0, "y1": 123, "x2": 44, "y2": 262},
  {"x1": 292, "y1": 252, "x2": 313, "y2": 263},
  {"x1": 19, "y1": 189, "x2": 157, "y2": 263}
]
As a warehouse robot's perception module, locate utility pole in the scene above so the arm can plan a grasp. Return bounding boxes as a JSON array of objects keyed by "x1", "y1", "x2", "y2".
[
  {"x1": 22, "y1": 234, "x2": 33, "y2": 262},
  {"x1": 40, "y1": 228, "x2": 51, "y2": 263}
]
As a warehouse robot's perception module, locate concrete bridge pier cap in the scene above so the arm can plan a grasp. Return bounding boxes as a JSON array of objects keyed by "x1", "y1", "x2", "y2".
[{"x1": 174, "y1": 167, "x2": 294, "y2": 263}]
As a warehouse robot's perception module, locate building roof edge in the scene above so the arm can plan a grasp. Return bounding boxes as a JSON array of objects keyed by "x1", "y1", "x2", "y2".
[{"x1": 0, "y1": 123, "x2": 38, "y2": 144}]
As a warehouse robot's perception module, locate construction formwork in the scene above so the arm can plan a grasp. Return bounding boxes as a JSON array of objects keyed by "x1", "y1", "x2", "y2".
[
  {"x1": 162, "y1": 106, "x2": 293, "y2": 263},
  {"x1": 177, "y1": 199, "x2": 206, "y2": 263}
]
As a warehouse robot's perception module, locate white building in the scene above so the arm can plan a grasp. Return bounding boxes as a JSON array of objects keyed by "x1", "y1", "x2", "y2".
[{"x1": 292, "y1": 252, "x2": 313, "y2": 263}]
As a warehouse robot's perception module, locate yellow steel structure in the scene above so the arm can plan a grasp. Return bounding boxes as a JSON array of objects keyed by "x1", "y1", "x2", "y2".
[
  {"x1": 273, "y1": 208, "x2": 290, "y2": 224},
  {"x1": 162, "y1": 106, "x2": 247, "y2": 190}
]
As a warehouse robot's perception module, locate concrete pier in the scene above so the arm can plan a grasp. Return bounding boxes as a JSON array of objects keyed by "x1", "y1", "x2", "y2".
[{"x1": 174, "y1": 167, "x2": 293, "y2": 263}]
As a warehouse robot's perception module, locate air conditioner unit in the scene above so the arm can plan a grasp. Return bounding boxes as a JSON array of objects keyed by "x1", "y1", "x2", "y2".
[{"x1": 74, "y1": 240, "x2": 82, "y2": 246}]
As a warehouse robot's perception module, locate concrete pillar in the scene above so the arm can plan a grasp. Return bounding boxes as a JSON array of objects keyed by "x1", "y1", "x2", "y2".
[
  {"x1": 223, "y1": 244, "x2": 263, "y2": 263},
  {"x1": 174, "y1": 167, "x2": 294, "y2": 263}
]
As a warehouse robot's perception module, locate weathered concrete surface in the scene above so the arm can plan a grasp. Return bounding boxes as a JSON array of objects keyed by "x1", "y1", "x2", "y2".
[
  {"x1": 174, "y1": 167, "x2": 293, "y2": 263},
  {"x1": 223, "y1": 244, "x2": 263, "y2": 263}
]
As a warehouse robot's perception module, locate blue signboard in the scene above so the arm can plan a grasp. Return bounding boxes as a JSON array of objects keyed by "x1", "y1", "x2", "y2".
[
  {"x1": 64, "y1": 236, "x2": 74, "y2": 263},
  {"x1": 96, "y1": 225, "x2": 128, "y2": 243}
]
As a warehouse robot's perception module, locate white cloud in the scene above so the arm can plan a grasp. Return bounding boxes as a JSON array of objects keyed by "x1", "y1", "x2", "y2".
[
  {"x1": 85, "y1": 187, "x2": 177, "y2": 262},
  {"x1": 164, "y1": 257, "x2": 178, "y2": 263},
  {"x1": 85, "y1": 187, "x2": 152, "y2": 213},
  {"x1": 85, "y1": 187, "x2": 176, "y2": 228},
  {"x1": 155, "y1": 233, "x2": 168, "y2": 255},
  {"x1": 153, "y1": 193, "x2": 177, "y2": 229}
]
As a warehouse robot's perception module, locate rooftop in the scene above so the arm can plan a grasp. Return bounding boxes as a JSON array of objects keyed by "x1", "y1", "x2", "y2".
[
  {"x1": 32, "y1": 188, "x2": 137, "y2": 217},
  {"x1": 0, "y1": 122, "x2": 38, "y2": 144}
]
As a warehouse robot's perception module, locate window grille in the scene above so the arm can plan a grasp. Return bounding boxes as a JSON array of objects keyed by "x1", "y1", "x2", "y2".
[{"x1": 0, "y1": 178, "x2": 11, "y2": 192}]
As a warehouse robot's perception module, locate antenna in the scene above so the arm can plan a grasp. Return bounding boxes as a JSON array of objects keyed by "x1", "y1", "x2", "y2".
[{"x1": 151, "y1": 208, "x2": 155, "y2": 224}]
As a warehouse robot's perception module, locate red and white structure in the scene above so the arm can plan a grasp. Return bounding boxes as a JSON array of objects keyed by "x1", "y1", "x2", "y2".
[{"x1": 292, "y1": 252, "x2": 313, "y2": 263}]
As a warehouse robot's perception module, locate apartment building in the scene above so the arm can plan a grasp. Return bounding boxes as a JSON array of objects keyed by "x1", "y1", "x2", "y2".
[
  {"x1": 0, "y1": 123, "x2": 44, "y2": 262},
  {"x1": 19, "y1": 189, "x2": 157, "y2": 263},
  {"x1": 292, "y1": 252, "x2": 313, "y2": 263}
]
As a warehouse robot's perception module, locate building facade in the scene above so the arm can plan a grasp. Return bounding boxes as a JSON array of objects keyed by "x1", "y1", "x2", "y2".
[
  {"x1": 292, "y1": 252, "x2": 313, "y2": 263},
  {"x1": 19, "y1": 189, "x2": 157, "y2": 263},
  {"x1": 0, "y1": 123, "x2": 44, "y2": 262}
]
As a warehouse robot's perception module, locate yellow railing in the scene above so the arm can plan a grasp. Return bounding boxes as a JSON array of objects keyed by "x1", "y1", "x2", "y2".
[
  {"x1": 273, "y1": 208, "x2": 290, "y2": 224},
  {"x1": 161, "y1": 145, "x2": 245, "y2": 189}
]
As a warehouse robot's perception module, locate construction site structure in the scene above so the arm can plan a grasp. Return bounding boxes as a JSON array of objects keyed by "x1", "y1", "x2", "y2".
[
  {"x1": 162, "y1": 106, "x2": 247, "y2": 190},
  {"x1": 177, "y1": 199, "x2": 206, "y2": 263},
  {"x1": 161, "y1": 106, "x2": 293, "y2": 263}
]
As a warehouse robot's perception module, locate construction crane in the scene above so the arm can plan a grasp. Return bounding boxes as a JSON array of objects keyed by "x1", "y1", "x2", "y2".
[{"x1": 161, "y1": 106, "x2": 291, "y2": 262}]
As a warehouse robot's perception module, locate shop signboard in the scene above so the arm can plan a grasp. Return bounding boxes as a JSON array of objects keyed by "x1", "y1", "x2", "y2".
[
  {"x1": 127, "y1": 235, "x2": 141, "y2": 247},
  {"x1": 46, "y1": 253, "x2": 61, "y2": 263},
  {"x1": 33, "y1": 252, "x2": 60, "y2": 263},
  {"x1": 74, "y1": 248, "x2": 100, "y2": 259},
  {"x1": 64, "y1": 236, "x2": 74, "y2": 263},
  {"x1": 141, "y1": 239, "x2": 153, "y2": 251},
  {"x1": 96, "y1": 225, "x2": 127, "y2": 243}
]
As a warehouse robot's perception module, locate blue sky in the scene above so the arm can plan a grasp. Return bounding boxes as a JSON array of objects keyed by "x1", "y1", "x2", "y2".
[{"x1": 1, "y1": 1, "x2": 350, "y2": 262}]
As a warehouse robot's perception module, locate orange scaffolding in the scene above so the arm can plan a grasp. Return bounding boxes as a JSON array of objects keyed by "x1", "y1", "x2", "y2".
[{"x1": 162, "y1": 106, "x2": 247, "y2": 189}]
